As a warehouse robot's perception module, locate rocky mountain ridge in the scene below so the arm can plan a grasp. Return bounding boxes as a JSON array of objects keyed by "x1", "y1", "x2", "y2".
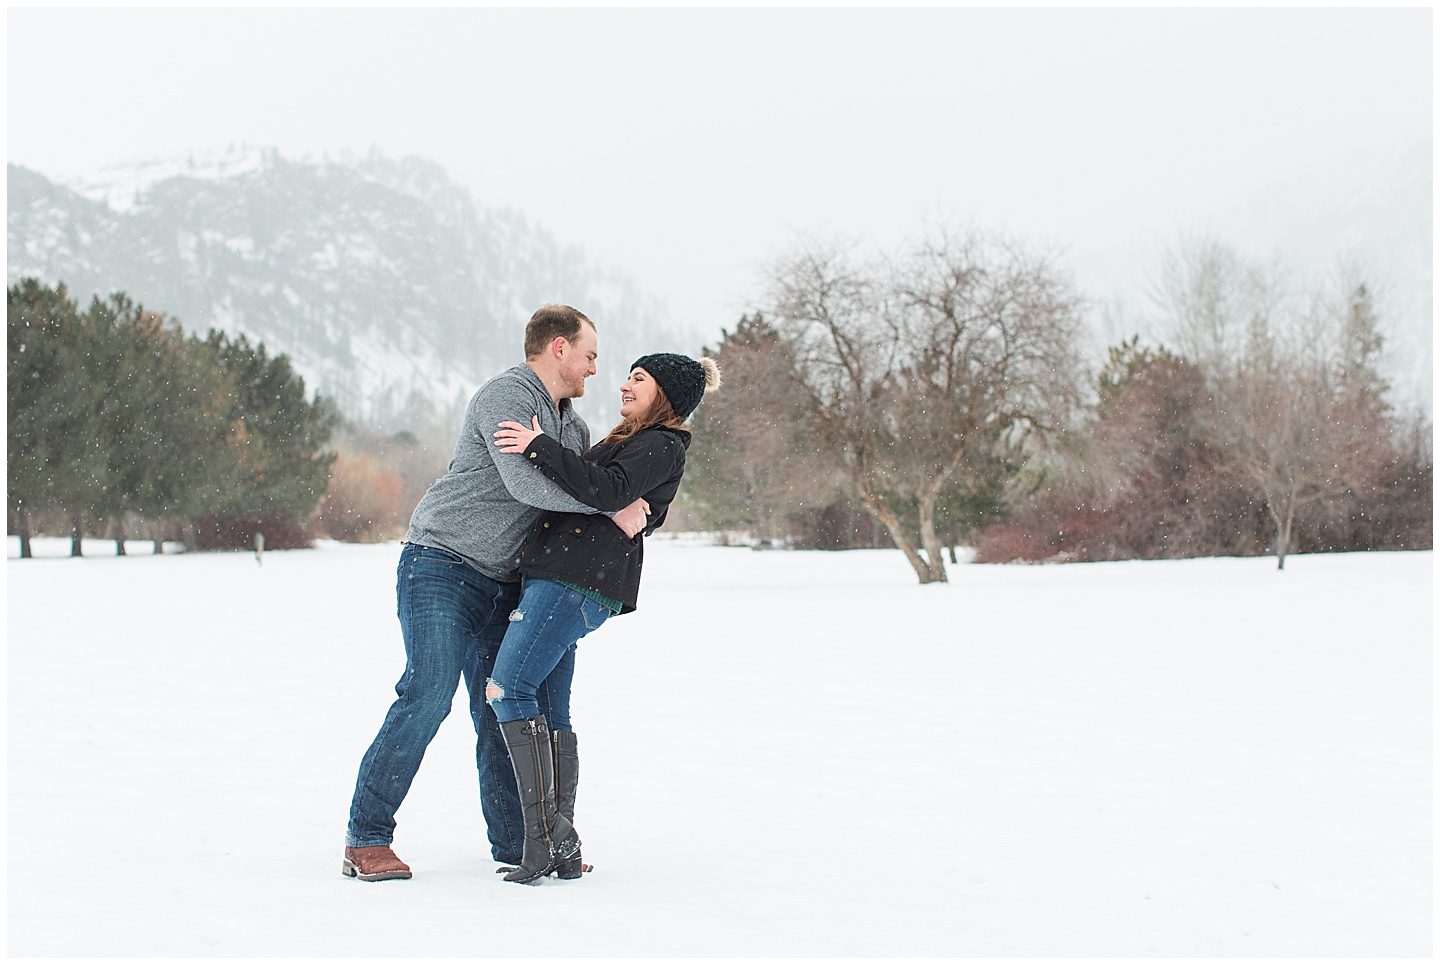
[{"x1": 8, "y1": 147, "x2": 694, "y2": 432}]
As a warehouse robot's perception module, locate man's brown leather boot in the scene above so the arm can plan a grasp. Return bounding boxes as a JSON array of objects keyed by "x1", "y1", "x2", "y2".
[{"x1": 342, "y1": 845, "x2": 413, "y2": 881}]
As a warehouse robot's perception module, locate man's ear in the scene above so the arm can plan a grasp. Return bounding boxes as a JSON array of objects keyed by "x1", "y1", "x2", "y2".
[{"x1": 550, "y1": 336, "x2": 568, "y2": 359}]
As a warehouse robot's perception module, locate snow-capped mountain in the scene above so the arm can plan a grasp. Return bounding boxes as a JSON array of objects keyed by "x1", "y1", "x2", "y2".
[{"x1": 8, "y1": 147, "x2": 696, "y2": 431}]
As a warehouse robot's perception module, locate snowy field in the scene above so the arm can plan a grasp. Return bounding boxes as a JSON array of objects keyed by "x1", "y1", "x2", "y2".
[{"x1": 6, "y1": 537, "x2": 1432, "y2": 957}]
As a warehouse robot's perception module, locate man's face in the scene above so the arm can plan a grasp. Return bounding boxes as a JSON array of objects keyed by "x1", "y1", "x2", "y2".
[{"x1": 557, "y1": 323, "x2": 599, "y2": 399}]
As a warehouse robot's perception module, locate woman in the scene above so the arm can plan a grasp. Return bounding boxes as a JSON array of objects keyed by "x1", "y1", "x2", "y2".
[{"x1": 486, "y1": 352, "x2": 720, "y2": 884}]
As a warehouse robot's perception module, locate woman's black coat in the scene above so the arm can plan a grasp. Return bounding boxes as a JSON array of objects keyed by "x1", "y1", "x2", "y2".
[{"x1": 518, "y1": 424, "x2": 690, "y2": 614}]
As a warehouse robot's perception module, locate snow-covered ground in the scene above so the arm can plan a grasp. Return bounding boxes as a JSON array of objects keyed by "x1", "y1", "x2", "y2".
[{"x1": 6, "y1": 538, "x2": 1432, "y2": 956}]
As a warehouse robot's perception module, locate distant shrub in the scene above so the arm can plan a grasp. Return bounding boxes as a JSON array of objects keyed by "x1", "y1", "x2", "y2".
[
  {"x1": 973, "y1": 524, "x2": 1055, "y2": 563},
  {"x1": 785, "y1": 500, "x2": 891, "y2": 551},
  {"x1": 314, "y1": 449, "x2": 410, "y2": 542},
  {"x1": 190, "y1": 515, "x2": 312, "y2": 551}
]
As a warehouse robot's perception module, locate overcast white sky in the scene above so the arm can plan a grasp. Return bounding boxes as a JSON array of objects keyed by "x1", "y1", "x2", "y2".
[{"x1": 7, "y1": 6, "x2": 1433, "y2": 394}]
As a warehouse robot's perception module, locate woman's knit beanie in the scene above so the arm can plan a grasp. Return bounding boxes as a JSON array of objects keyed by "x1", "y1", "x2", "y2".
[{"x1": 629, "y1": 353, "x2": 721, "y2": 420}]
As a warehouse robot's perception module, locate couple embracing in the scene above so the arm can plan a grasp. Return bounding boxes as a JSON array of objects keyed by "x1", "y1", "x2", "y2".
[{"x1": 343, "y1": 304, "x2": 719, "y2": 884}]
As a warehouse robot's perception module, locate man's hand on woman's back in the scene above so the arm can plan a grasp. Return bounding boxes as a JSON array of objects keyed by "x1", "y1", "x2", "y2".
[{"x1": 611, "y1": 499, "x2": 650, "y2": 538}]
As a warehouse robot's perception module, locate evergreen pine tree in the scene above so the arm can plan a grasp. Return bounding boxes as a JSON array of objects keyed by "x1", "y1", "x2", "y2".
[
  {"x1": 7, "y1": 280, "x2": 112, "y2": 556},
  {"x1": 199, "y1": 331, "x2": 337, "y2": 543},
  {"x1": 1338, "y1": 284, "x2": 1389, "y2": 408}
]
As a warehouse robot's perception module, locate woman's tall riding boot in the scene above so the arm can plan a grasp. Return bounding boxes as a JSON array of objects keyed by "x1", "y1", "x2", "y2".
[
  {"x1": 551, "y1": 729, "x2": 585, "y2": 879},
  {"x1": 497, "y1": 715, "x2": 580, "y2": 884}
]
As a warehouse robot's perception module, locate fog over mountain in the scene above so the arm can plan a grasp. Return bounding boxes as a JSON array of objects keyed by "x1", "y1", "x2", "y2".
[{"x1": 7, "y1": 148, "x2": 703, "y2": 433}]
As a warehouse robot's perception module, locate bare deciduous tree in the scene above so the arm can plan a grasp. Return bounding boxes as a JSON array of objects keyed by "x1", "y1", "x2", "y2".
[
  {"x1": 1214, "y1": 363, "x2": 1365, "y2": 568},
  {"x1": 1161, "y1": 238, "x2": 1393, "y2": 569},
  {"x1": 767, "y1": 228, "x2": 1084, "y2": 583},
  {"x1": 1155, "y1": 235, "x2": 1284, "y2": 375}
]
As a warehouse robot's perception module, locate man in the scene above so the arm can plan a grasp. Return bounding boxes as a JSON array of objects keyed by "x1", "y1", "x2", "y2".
[{"x1": 343, "y1": 305, "x2": 648, "y2": 881}]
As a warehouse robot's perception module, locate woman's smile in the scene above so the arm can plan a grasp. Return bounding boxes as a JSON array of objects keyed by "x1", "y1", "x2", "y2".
[{"x1": 619, "y1": 367, "x2": 658, "y2": 418}]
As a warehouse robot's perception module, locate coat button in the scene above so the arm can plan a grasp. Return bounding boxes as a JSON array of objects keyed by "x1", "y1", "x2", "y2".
[
  {"x1": 574, "y1": 528, "x2": 582, "y2": 534},
  {"x1": 543, "y1": 522, "x2": 550, "y2": 528},
  {"x1": 528, "y1": 452, "x2": 537, "y2": 459}
]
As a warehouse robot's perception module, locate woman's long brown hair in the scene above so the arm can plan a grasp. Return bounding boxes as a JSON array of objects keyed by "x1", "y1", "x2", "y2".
[{"x1": 597, "y1": 387, "x2": 689, "y2": 448}]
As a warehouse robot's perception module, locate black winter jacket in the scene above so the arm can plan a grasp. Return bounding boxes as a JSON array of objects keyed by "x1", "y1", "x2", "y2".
[{"x1": 518, "y1": 424, "x2": 690, "y2": 614}]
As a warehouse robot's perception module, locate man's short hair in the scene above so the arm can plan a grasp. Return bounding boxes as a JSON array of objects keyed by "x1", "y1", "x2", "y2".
[{"x1": 525, "y1": 305, "x2": 594, "y2": 359}]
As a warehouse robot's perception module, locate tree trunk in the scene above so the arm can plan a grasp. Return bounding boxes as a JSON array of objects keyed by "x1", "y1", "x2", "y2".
[
  {"x1": 17, "y1": 511, "x2": 32, "y2": 559},
  {"x1": 114, "y1": 518, "x2": 127, "y2": 557},
  {"x1": 857, "y1": 486, "x2": 944, "y2": 584},
  {"x1": 1276, "y1": 506, "x2": 1293, "y2": 571},
  {"x1": 916, "y1": 489, "x2": 949, "y2": 584},
  {"x1": 71, "y1": 512, "x2": 84, "y2": 557},
  {"x1": 915, "y1": 444, "x2": 971, "y2": 582},
  {"x1": 1272, "y1": 504, "x2": 1296, "y2": 570}
]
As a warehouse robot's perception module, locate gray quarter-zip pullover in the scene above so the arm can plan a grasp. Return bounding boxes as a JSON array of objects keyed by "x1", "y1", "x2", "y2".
[{"x1": 404, "y1": 363, "x2": 602, "y2": 582}]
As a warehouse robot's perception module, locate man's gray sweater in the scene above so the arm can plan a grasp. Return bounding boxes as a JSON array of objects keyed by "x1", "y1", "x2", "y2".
[{"x1": 404, "y1": 364, "x2": 602, "y2": 582}]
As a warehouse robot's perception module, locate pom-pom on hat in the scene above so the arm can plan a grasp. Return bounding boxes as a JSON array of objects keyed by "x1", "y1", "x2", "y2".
[{"x1": 629, "y1": 353, "x2": 721, "y2": 421}]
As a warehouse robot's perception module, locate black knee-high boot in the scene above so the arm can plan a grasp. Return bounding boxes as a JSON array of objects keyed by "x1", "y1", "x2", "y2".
[
  {"x1": 551, "y1": 729, "x2": 585, "y2": 879},
  {"x1": 498, "y1": 716, "x2": 580, "y2": 884}
]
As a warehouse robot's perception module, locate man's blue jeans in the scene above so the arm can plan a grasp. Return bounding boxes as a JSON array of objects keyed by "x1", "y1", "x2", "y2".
[
  {"x1": 486, "y1": 578, "x2": 611, "y2": 729},
  {"x1": 347, "y1": 544, "x2": 524, "y2": 863}
]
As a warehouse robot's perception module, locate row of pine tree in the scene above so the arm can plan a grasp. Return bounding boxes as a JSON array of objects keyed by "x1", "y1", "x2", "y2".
[{"x1": 8, "y1": 278, "x2": 336, "y2": 557}]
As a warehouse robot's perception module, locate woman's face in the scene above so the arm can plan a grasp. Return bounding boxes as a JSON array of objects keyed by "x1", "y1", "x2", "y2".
[{"x1": 619, "y1": 366, "x2": 660, "y2": 420}]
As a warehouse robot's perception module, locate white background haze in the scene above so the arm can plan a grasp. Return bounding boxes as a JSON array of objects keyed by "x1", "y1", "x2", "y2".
[{"x1": 6, "y1": 7, "x2": 1433, "y2": 406}]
